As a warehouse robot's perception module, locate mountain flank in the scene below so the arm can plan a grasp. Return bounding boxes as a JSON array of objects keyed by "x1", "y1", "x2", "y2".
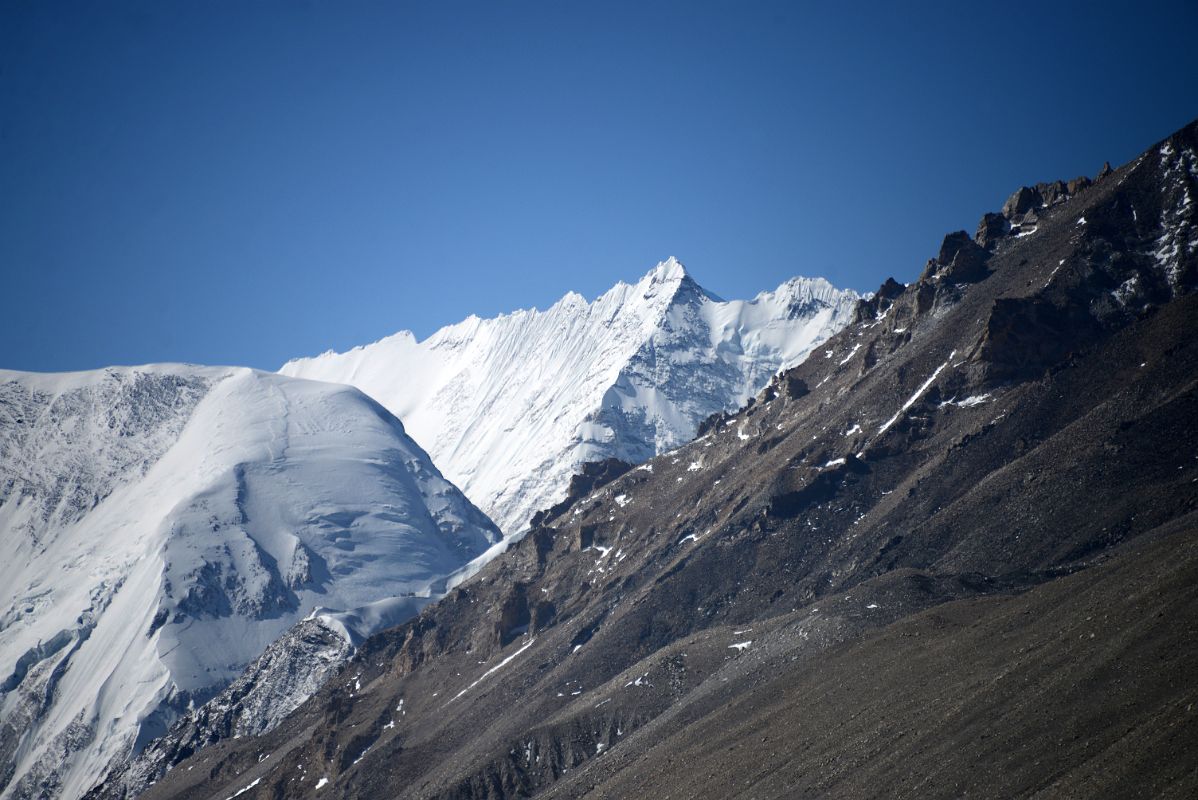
[{"x1": 128, "y1": 118, "x2": 1198, "y2": 799}]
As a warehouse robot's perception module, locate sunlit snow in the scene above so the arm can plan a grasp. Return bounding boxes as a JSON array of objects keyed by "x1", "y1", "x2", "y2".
[
  {"x1": 449, "y1": 639, "x2": 536, "y2": 702},
  {"x1": 281, "y1": 259, "x2": 858, "y2": 533},
  {"x1": 877, "y1": 351, "x2": 957, "y2": 436}
]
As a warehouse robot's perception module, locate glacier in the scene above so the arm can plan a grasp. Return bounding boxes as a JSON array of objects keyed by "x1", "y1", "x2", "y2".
[
  {"x1": 281, "y1": 258, "x2": 860, "y2": 533},
  {"x1": 0, "y1": 365, "x2": 498, "y2": 799}
]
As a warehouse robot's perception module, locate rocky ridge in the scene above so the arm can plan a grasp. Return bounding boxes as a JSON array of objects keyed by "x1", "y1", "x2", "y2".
[{"x1": 125, "y1": 119, "x2": 1198, "y2": 800}]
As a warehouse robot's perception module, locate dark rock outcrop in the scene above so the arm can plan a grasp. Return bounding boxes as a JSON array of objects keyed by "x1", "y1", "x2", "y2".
[
  {"x1": 529, "y1": 458, "x2": 633, "y2": 528},
  {"x1": 974, "y1": 211, "x2": 1010, "y2": 249},
  {"x1": 1067, "y1": 175, "x2": 1092, "y2": 194},
  {"x1": 1002, "y1": 185, "x2": 1041, "y2": 218},
  {"x1": 919, "y1": 231, "x2": 991, "y2": 284},
  {"x1": 851, "y1": 277, "x2": 906, "y2": 323}
]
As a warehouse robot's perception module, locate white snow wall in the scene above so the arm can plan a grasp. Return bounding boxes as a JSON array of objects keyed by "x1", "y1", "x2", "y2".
[{"x1": 282, "y1": 259, "x2": 861, "y2": 533}]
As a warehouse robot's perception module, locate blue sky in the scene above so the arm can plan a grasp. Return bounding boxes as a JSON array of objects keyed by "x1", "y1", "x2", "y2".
[{"x1": 2, "y1": 1, "x2": 1196, "y2": 372}]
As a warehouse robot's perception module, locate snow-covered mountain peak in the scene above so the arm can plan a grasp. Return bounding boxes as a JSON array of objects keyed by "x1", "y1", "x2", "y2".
[
  {"x1": 551, "y1": 290, "x2": 589, "y2": 311},
  {"x1": 630, "y1": 257, "x2": 718, "y2": 303},
  {"x1": 282, "y1": 261, "x2": 861, "y2": 533},
  {"x1": 755, "y1": 275, "x2": 864, "y2": 317},
  {"x1": 0, "y1": 365, "x2": 498, "y2": 799},
  {"x1": 645, "y1": 256, "x2": 688, "y2": 284}
]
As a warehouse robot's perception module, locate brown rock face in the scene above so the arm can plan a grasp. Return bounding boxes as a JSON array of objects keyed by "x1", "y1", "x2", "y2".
[{"x1": 1067, "y1": 175, "x2": 1092, "y2": 194}]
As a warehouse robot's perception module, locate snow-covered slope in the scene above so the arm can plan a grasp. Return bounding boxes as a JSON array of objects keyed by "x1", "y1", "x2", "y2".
[
  {"x1": 281, "y1": 259, "x2": 860, "y2": 533},
  {"x1": 0, "y1": 365, "x2": 498, "y2": 799}
]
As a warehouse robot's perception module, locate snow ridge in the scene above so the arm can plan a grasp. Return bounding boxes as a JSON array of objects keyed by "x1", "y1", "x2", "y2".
[
  {"x1": 0, "y1": 366, "x2": 498, "y2": 800},
  {"x1": 281, "y1": 259, "x2": 859, "y2": 533}
]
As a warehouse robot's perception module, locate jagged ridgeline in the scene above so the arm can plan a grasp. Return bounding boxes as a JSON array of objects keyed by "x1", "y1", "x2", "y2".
[
  {"x1": 129, "y1": 122, "x2": 1198, "y2": 799},
  {"x1": 281, "y1": 260, "x2": 862, "y2": 535}
]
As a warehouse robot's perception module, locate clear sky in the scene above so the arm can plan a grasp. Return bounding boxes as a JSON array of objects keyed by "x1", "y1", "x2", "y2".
[{"x1": 2, "y1": 1, "x2": 1196, "y2": 372}]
